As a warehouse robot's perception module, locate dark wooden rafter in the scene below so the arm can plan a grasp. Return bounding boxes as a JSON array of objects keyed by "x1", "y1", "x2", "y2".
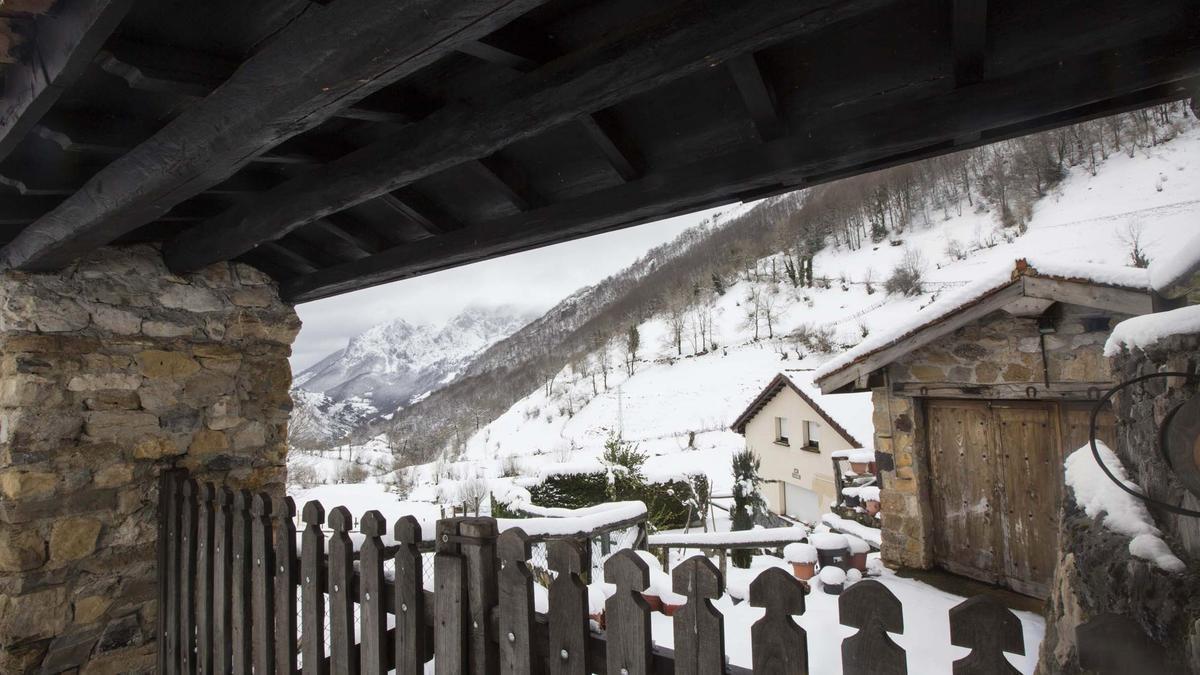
[
  {"x1": 456, "y1": 17, "x2": 556, "y2": 72},
  {"x1": 727, "y1": 53, "x2": 784, "y2": 141},
  {"x1": 577, "y1": 112, "x2": 641, "y2": 181},
  {"x1": 0, "y1": 0, "x2": 133, "y2": 163},
  {"x1": 466, "y1": 156, "x2": 545, "y2": 211},
  {"x1": 163, "y1": 0, "x2": 894, "y2": 273},
  {"x1": 281, "y1": 43, "x2": 1200, "y2": 302},
  {"x1": 953, "y1": 0, "x2": 989, "y2": 87},
  {"x1": 0, "y1": 0, "x2": 547, "y2": 272},
  {"x1": 375, "y1": 191, "x2": 461, "y2": 238}
]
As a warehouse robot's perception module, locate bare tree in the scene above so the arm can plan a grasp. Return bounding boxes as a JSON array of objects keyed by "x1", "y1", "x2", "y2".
[{"x1": 457, "y1": 476, "x2": 489, "y2": 517}]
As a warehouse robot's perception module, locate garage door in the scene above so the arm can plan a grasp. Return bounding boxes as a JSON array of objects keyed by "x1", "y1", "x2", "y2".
[
  {"x1": 927, "y1": 399, "x2": 1115, "y2": 598},
  {"x1": 784, "y1": 482, "x2": 820, "y2": 522}
]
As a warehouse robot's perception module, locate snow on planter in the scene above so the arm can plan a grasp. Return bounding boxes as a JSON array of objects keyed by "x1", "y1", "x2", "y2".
[
  {"x1": 831, "y1": 449, "x2": 877, "y2": 464},
  {"x1": 856, "y1": 486, "x2": 881, "y2": 503},
  {"x1": 843, "y1": 535, "x2": 870, "y2": 555},
  {"x1": 810, "y1": 532, "x2": 850, "y2": 550},
  {"x1": 821, "y1": 513, "x2": 882, "y2": 547},
  {"x1": 783, "y1": 542, "x2": 819, "y2": 564},
  {"x1": 845, "y1": 568, "x2": 863, "y2": 584},
  {"x1": 818, "y1": 565, "x2": 847, "y2": 594},
  {"x1": 1063, "y1": 441, "x2": 1186, "y2": 573},
  {"x1": 1104, "y1": 304, "x2": 1200, "y2": 357}
]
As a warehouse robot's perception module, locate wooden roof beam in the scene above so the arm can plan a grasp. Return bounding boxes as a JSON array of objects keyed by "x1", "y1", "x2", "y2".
[
  {"x1": 279, "y1": 43, "x2": 1200, "y2": 303},
  {"x1": 375, "y1": 191, "x2": 462, "y2": 238},
  {"x1": 0, "y1": 0, "x2": 133, "y2": 163},
  {"x1": 466, "y1": 156, "x2": 545, "y2": 211},
  {"x1": 727, "y1": 53, "x2": 784, "y2": 141},
  {"x1": 0, "y1": 0, "x2": 544, "y2": 272},
  {"x1": 952, "y1": 0, "x2": 988, "y2": 86},
  {"x1": 165, "y1": 0, "x2": 890, "y2": 274}
]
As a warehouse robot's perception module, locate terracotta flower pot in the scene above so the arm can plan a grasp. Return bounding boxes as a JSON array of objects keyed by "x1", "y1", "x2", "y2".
[
  {"x1": 850, "y1": 461, "x2": 870, "y2": 474},
  {"x1": 791, "y1": 561, "x2": 816, "y2": 580},
  {"x1": 589, "y1": 611, "x2": 606, "y2": 630},
  {"x1": 865, "y1": 499, "x2": 881, "y2": 516},
  {"x1": 849, "y1": 552, "x2": 868, "y2": 573},
  {"x1": 661, "y1": 602, "x2": 683, "y2": 617},
  {"x1": 642, "y1": 593, "x2": 662, "y2": 612}
]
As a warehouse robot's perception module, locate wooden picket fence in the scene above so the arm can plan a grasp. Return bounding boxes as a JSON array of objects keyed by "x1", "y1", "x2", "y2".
[{"x1": 156, "y1": 469, "x2": 1030, "y2": 674}]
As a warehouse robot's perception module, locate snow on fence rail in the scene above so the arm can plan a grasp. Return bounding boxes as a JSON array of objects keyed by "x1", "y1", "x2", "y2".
[
  {"x1": 157, "y1": 469, "x2": 1040, "y2": 674},
  {"x1": 646, "y1": 525, "x2": 810, "y2": 548}
]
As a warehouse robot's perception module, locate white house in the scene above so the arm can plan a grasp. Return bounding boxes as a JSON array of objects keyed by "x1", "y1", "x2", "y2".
[{"x1": 731, "y1": 372, "x2": 874, "y2": 522}]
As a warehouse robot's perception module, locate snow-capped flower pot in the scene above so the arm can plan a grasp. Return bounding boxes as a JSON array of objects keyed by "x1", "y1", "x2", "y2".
[
  {"x1": 819, "y1": 566, "x2": 846, "y2": 595},
  {"x1": 659, "y1": 590, "x2": 687, "y2": 616},
  {"x1": 810, "y1": 532, "x2": 850, "y2": 570},
  {"x1": 850, "y1": 461, "x2": 871, "y2": 474},
  {"x1": 844, "y1": 535, "x2": 870, "y2": 573},
  {"x1": 865, "y1": 499, "x2": 881, "y2": 516},
  {"x1": 859, "y1": 486, "x2": 882, "y2": 517},
  {"x1": 845, "y1": 568, "x2": 863, "y2": 585},
  {"x1": 783, "y1": 542, "x2": 819, "y2": 580},
  {"x1": 641, "y1": 592, "x2": 662, "y2": 612}
]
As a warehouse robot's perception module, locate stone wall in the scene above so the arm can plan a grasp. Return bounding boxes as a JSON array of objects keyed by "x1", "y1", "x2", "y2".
[
  {"x1": 0, "y1": 245, "x2": 299, "y2": 673},
  {"x1": 872, "y1": 304, "x2": 1123, "y2": 570},
  {"x1": 1039, "y1": 332, "x2": 1200, "y2": 673}
]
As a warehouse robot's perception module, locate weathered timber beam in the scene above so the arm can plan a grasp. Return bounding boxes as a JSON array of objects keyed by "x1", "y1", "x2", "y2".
[
  {"x1": 952, "y1": 0, "x2": 989, "y2": 86},
  {"x1": 163, "y1": 0, "x2": 895, "y2": 273},
  {"x1": 0, "y1": 0, "x2": 545, "y2": 272},
  {"x1": 577, "y1": 112, "x2": 641, "y2": 181},
  {"x1": 388, "y1": 189, "x2": 463, "y2": 235},
  {"x1": 457, "y1": 40, "x2": 542, "y2": 72},
  {"x1": 727, "y1": 53, "x2": 784, "y2": 141},
  {"x1": 0, "y1": 0, "x2": 132, "y2": 164},
  {"x1": 466, "y1": 156, "x2": 544, "y2": 211},
  {"x1": 281, "y1": 44, "x2": 1200, "y2": 302}
]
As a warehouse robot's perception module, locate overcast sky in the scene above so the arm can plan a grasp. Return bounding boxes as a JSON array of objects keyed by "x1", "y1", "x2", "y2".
[{"x1": 291, "y1": 204, "x2": 737, "y2": 372}]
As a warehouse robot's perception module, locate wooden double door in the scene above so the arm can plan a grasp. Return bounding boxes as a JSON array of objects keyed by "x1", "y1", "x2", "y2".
[{"x1": 925, "y1": 399, "x2": 1114, "y2": 598}]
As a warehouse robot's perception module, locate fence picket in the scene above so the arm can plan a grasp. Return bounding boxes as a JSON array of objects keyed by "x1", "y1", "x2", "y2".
[
  {"x1": 328, "y1": 506, "x2": 359, "y2": 675},
  {"x1": 360, "y1": 511, "x2": 388, "y2": 675},
  {"x1": 251, "y1": 493, "x2": 276, "y2": 675},
  {"x1": 179, "y1": 479, "x2": 198, "y2": 674},
  {"x1": 547, "y1": 539, "x2": 588, "y2": 675},
  {"x1": 213, "y1": 487, "x2": 234, "y2": 674},
  {"x1": 840, "y1": 579, "x2": 906, "y2": 675},
  {"x1": 603, "y1": 549, "x2": 652, "y2": 675},
  {"x1": 232, "y1": 490, "x2": 253, "y2": 675},
  {"x1": 949, "y1": 596, "x2": 1023, "y2": 675},
  {"x1": 301, "y1": 501, "x2": 328, "y2": 675},
  {"x1": 196, "y1": 483, "x2": 215, "y2": 675},
  {"x1": 461, "y1": 518, "x2": 499, "y2": 674},
  {"x1": 749, "y1": 567, "x2": 807, "y2": 673},
  {"x1": 497, "y1": 529, "x2": 538, "y2": 674},
  {"x1": 394, "y1": 515, "x2": 425, "y2": 674},
  {"x1": 435, "y1": 519, "x2": 467, "y2": 675},
  {"x1": 673, "y1": 556, "x2": 725, "y2": 675},
  {"x1": 275, "y1": 497, "x2": 298, "y2": 675}
]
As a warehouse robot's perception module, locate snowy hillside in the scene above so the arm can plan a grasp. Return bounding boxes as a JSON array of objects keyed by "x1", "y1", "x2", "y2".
[{"x1": 289, "y1": 305, "x2": 535, "y2": 445}]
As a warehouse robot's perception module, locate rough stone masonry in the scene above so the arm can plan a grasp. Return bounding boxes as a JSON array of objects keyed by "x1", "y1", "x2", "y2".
[{"x1": 0, "y1": 245, "x2": 299, "y2": 673}]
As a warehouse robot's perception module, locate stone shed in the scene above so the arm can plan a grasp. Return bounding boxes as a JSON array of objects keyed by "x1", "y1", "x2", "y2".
[{"x1": 813, "y1": 258, "x2": 1158, "y2": 598}]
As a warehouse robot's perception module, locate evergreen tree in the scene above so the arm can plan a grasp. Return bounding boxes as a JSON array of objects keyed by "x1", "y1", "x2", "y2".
[
  {"x1": 710, "y1": 271, "x2": 726, "y2": 296},
  {"x1": 730, "y1": 449, "x2": 765, "y2": 568}
]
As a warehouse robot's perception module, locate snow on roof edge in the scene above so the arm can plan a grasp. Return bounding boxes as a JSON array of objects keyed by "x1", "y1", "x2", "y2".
[
  {"x1": 813, "y1": 257, "x2": 1151, "y2": 385},
  {"x1": 1104, "y1": 304, "x2": 1200, "y2": 356},
  {"x1": 1149, "y1": 229, "x2": 1200, "y2": 294}
]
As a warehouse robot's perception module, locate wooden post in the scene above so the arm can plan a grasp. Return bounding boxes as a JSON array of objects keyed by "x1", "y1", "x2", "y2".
[
  {"x1": 840, "y1": 579, "x2": 906, "y2": 675},
  {"x1": 232, "y1": 490, "x2": 253, "y2": 675},
  {"x1": 251, "y1": 493, "x2": 276, "y2": 675},
  {"x1": 213, "y1": 487, "x2": 234, "y2": 674},
  {"x1": 157, "y1": 471, "x2": 180, "y2": 674},
  {"x1": 460, "y1": 517, "x2": 499, "y2": 674},
  {"x1": 301, "y1": 501, "x2": 328, "y2": 675},
  {"x1": 949, "y1": 596, "x2": 1024, "y2": 675},
  {"x1": 196, "y1": 483, "x2": 215, "y2": 675},
  {"x1": 359, "y1": 511, "x2": 388, "y2": 675},
  {"x1": 497, "y1": 529, "x2": 538, "y2": 675},
  {"x1": 274, "y1": 497, "x2": 298, "y2": 675},
  {"x1": 179, "y1": 479, "x2": 198, "y2": 674},
  {"x1": 394, "y1": 516, "x2": 425, "y2": 673},
  {"x1": 328, "y1": 506, "x2": 359, "y2": 675},
  {"x1": 435, "y1": 518, "x2": 467, "y2": 675},
  {"x1": 749, "y1": 567, "x2": 807, "y2": 673},
  {"x1": 603, "y1": 550, "x2": 652, "y2": 675},
  {"x1": 672, "y1": 556, "x2": 725, "y2": 675},
  {"x1": 547, "y1": 539, "x2": 588, "y2": 675}
]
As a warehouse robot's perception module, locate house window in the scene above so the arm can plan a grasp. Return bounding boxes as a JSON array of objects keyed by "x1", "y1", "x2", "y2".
[
  {"x1": 774, "y1": 417, "x2": 788, "y2": 445},
  {"x1": 802, "y1": 420, "x2": 820, "y2": 449}
]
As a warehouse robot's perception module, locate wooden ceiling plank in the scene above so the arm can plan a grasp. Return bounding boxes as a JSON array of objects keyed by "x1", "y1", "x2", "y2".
[
  {"x1": 279, "y1": 44, "x2": 1200, "y2": 303},
  {"x1": 162, "y1": 0, "x2": 894, "y2": 274},
  {"x1": 0, "y1": 0, "x2": 545, "y2": 272},
  {"x1": 457, "y1": 40, "x2": 542, "y2": 72},
  {"x1": 727, "y1": 53, "x2": 784, "y2": 141},
  {"x1": 953, "y1": 0, "x2": 989, "y2": 86},
  {"x1": 0, "y1": 0, "x2": 133, "y2": 163},
  {"x1": 467, "y1": 156, "x2": 545, "y2": 211},
  {"x1": 577, "y1": 112, "x2": 641, "y2": 181}
]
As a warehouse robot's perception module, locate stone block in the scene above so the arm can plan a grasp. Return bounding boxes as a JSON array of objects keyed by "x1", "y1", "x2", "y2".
[
  {"x1": 231, "y1": 287, "x2": 275, "y2": 308},
  {"x1": 189, "y1": 429, "x2": 229, "y2": 456},
  {"x1": 84, "y1": 410, "x2": 159, "y2": 443},
  {"x1": 50, "y1": 517, "x2": 103, "y2": 562},
  {"x1": 232, "y1": 421, "x2": 267, "y2": 450},
  {"x1": 0, "y1": 586, "x2": 68, "y2": 642},
  {"x1": 910, "y1": 365, "x2": 945, "y2": 381},
  {"x1": 0, "y1": 470, "x2": 58, "y2": 500},
  {"x1": 93, "y1": 464, "x2": 134, "y2": 489},
  {"x1": 130, "y1": 436, "x2": 179, "y2": 460},
  {"x1": 975, "y1": 362, "x2": 1000, "y2": 383},
  {"x1": 136, "y1": 350, "x2": 200, "y2": 379},
  {"x1": 67, "y1": 374, "x2": 141, "y2": 392},
  {"x1": 89, "y1": 306, "x2": 142, "y2": 335},
  {"x1": 142, "y1": 320, "x2": 193, "y2": 339},
  {"x1": 32, "y1": 297, "x2": 90, "y2": 332},
  {"x1": 83, "y1": 391, "x2": 142, "y2": 411},
  {"x1": 0, "y1": 526, "x2": 46, "y2": 571},
  {"x1": 158, "y1": 284, "x2": 223, "y2": 313}
]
